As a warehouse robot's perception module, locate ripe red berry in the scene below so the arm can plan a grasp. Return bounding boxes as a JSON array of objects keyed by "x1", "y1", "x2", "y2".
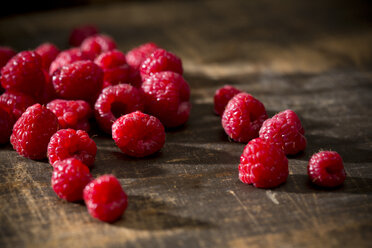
[
  {"x1": 1, "y1": 51, "x2": 45, "y2": 98},
  {"x1": 214, "y1": 85, "x2": 241, "y2": 116},
  {"x1": 308, "y1": 151, "x2": 346, "y2": 187},
  {"x1": 49, "y1": 48, "x2": 94, "y2": 75},
  {"x1": 95, "y1": 84, "x2": 144, "y2": 133},
  {"x1": 239, "y1": 138, "x2": 289, "y2": 188},
  {"x1": 0, "y1": 91, "x2": 36, "y2": 120},
  {"x1": 126, "y1": 42, "x2": 158, "y2": 70},
  {"x1": 141, "y1": 71, "x2": 190, "y2": 127},
  {"x1": 0, "y1": 46, "x2": 16, "y2": 69},
  {"x1": 112, "y1": 111, "x2": 165, "y2": 157},
  {"x1": 47, "y1": 99, "x2": 92, "y2": 132},
  {"x1": 35, "y1": 43, "x2": 60, "y2": 71},
  {"x1": 140, "y1": 48, "x2": 183, "y2": 81},
  {"x1": 52, "y1": 60, "x2": 103, "y2": 104},
  {"x1": 69, "y1": 25, "x2": 99, "y2": 47},
  {"x1": 222, "y1": 92, "x2": 268, "y2": 142},
  {"x1": 51, "y1": 158, "x2": 93, "y2": 202},
  {"x1": 259, "y1": 109, "x2": 306, "y2": 155},
  {"x1": 0, "y1": 107, "x2": 14, "y2": 144},
  {"x1": 81, "y1": 34, "x2": 116, "y2": 58},
  {"x1": 48, "y1": 129, "x2": 97, "y2": 167},
  {"x1": 11, "y1": 104, "x2": 59, "y2": 160},
  {"x1": 83, "y1": 174, "x2": 128, "y2": 222}
]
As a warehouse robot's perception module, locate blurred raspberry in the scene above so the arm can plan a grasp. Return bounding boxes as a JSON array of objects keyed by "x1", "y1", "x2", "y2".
[
  {"x1": 0, "y1": 46, "x2": 16, "y2": 69},
  {"x1": 49, "y1": 48, "x2": 94, "y2": 75},
  {"x1": 35, "y1": 43, "x2": 60, "y2": 71},
  {"x1": 214, "y1": 85, "x2": 241, "y2": 116},
  {"x1": 0, "y1": 91, "x2": 36, "y2": 120},
  {"x1": 81, "y1": 34, "x2": 116, "y2": 58},
  {"x1": 69, "y1": 25, "x2": 99, "y2": 47}
]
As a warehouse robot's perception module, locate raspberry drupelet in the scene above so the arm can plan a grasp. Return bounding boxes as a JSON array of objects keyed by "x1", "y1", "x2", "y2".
[
  {"x1": 239, "y1": 138, "x2": 289, "y2": 188},
  {"x1": 112, "y1": 111, "x2": 165, "y2": 157},
  {"x1": 69, "y1": 25, "x2": 99, "y2": 47},
  {"x1": 214, "y1": 85, "x2": 241, "y2": 116},
  {"x1": 0, "y1": 91, "x2": 36, "y2": 120},
  {"x1": 51, "y1": 158, "x2": 93, "y2": 202},
  {"x1": 95, "y1": 84, "x2": 144, "y2": 134},
  {"x1": 308, "y1": 151, "x2": 346, "y2": 187},
  {"x1": 0, "y1": 46, "x2": 16, "y2": 69},
  {"x1": 0, "y1": 107, "x2": 14, "y2": 144},
  {"x1": 81, "y1": 34, "x2": 117, "y2": 58},
  {"x1": 83, "y1": 174, "x2": 128, "y2": 222},
  {"x1": 222, "y1": 92, "x2": 268, "y2": 142},
  {"x1": 35, "y1": 43, "x2": 60, "y2": 71},
  {"x1": 48, "y1": 129, "x2": 97, "y2": 167},
  {"x1": 49, "y1": 48, "x2": 94, "y2": 75}
]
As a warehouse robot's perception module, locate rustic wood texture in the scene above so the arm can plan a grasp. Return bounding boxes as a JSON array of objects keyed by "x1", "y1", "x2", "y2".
[{"x1": 0, "y1": 0, "x2": 372, "y2": 247}]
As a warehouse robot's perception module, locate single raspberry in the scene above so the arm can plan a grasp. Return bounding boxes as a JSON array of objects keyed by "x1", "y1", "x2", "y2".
[
  {"x1": 308, "y1": 151, "x2": 346, "y2": 187},
  {"x1": 140, "y1": 48, "x2": 183, "y2": 81},
  {"x1": 83, "y1": 174, "x2": 128, "y2": 222},
  {"x1": 239, "y1": 138, "x2": 289, "y2": 188},
  {"x1": 94, "y1": 50, "x2": 129, "y2": 87},
  {"x1": 222, "y1": 92, "x2": 268, "y2": 142},
  {"x1": 52, "y1": 60, "x2": 103, "y2": 104},
  {"x1": 69, "y1": 25, "x2": 99, "y2": 47},
  {"x1": 95, "y1": 84, "x2": 144, "y2": 134},
  {"x1": 214, "y1": 85, "x2": 241, "y2": 116},
  {"x1": 141, "y1": 71, "x2": 190, "y2": 127},
  {"x1": 259, "y1": 109, "x2": 306, "y2": 155},
  {"x1": 49, "y1": 48, "x2": 94, "y2": 75},
  {"x1": 0, "y1": 91, "x2": 36, "y2": 120},
  {"x1": 35, "y1": 43, "x2": 60, "y2": 71},
  {"x1": 1, "y1": 51, "x2": 45, "y2": 98},
  {"x1": 47, "y1": 99, "x2": 92, "y2": 132},
  {"x1": 51, "y1": 158, "x2": 93, "y2": 202},
  {"x1": 48, "y1": 129, "x2": 97, "y2": 167},
  {"x1": 0, "y1": 107, "x2": 14, "y2": 144},
  {"x1": 126, "y1": 42, "x2": 158, "y2": 70},
  {"x1": 0, "y1": 46, "x2": 16, "y2": 69},
  {"x1": 112, "y1": 111, "x2": 165, "y2": 157},
  {"x1": 11, "y1": 104, "x2": 59, "y2": 160},
  {"x1": 81, "y1": 34, "x2": 117, "y2": 58}
]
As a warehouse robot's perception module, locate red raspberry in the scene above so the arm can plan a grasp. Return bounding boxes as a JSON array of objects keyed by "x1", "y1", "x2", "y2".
[
  {"x1": 112, "y1": 111, "x2": 165, "y2": 157},
  {"x1": 239, "y1": 138, "x2": 289, "y2": 188},
  {"x1": 308, "y1": 151, "x2": 346, "y2": 187},
  {"x1": 214, "y1": 85, "x2": 241, "y2": 116},
  {"x1": 49, "y1": 48, "x2": 94, "y2": 75},
  {"x1": 222, "y1": 92, "x2": 268, "y2": 142},
  {"x1": 0, "y1": 107, "x2": 14, "y2": 144},
  {"x1": 48, "y1": 129, "x2": 97, "y2": 167},
  {"x1": 81, "y1": 34, "x2": 117, "y2": 58},
  {"x1": 69, "y1": 25, "x2": 99, "y2": 47},
  {"x1": 0, "y1": 91, "x2": 36, "y2": 120},
  {"x1": 141, "y1": 71, "x2": 190, "y2": 127},
  {"x1": 51, "y1": 158, "x2": 93, "y2": 202},
  {"x1": 95, "y1": 84, "x2": 144, "y2": 134},
  {"x1": 47, "y1": 99, "x2": 92, "y2": 132},
  {"x1": 140, "y1": 48, "x2": 183, "y2": 81},
  {"x1": 52, "y1": 60, "x2": 103, "y2": 104},
  {"x1": 94, "y1": 50, "x2": 129, "y2": 87},
  {"x1": 0, "y1": 46, "x2": 16, "y2": 69},
  {"x1": 259, "y1": 109, "x2": 306, "y2": 155},
  {"x1": 126, "y1": 42, "x2": 158, "y2": 70},
  {"x1": 35, "y1": 43, "x2": 60, "y2": 71},
  {"x1": 1, "y1": 51, "x2": 45, "y2": 98},
  {"x1": 83, "y1": 174, "x2": 128, "y2": 222},
  {"x1": 11, "y1": 104, "x2": 59, "y2": 160}
]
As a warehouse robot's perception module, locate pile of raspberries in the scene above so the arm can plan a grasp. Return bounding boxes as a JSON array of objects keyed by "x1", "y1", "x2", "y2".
[{"x1": 0, "y1": 25, "x2": 345, "y2": 223}]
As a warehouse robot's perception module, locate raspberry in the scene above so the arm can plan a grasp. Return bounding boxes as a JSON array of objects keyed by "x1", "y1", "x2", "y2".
[
  {"x1": 112, "y1": 111, "x2": 165, "y2": 157},
  {"x1": 222, "y1": 92, "x2": 268, "y2": 142},
  {"x1": 95, "y1": 84, "x2": 144, "y2": 134},
  {"x1": 49, "y1": 48, "x2": 94, "y2": 75},
  {"x1": 83, "y1": 174, "x2": 128, "y2": 222},
  {"x1": 69, "y1": 25, "x2": 99, "y2": 47},
  {"x1": 11, "y1": 104, "x2": 59, "y2": 160},
  {"x1": 126, "y1": 42, "x2": 158, "y2": 70},
  {"x1": 239, "y1": 138, "x2": 289, "y2": 188},
  {"x1": 35, "y1": 43, "x2": 60, "y2": 71},
  {"x1": 47, "y1": 99, "x2": 92, "y2": 132},
  {"x1": 214, "y1": 85, "x2": 241, "y2": 116},
  {"x1": 52, "y1": 60, "x2": 103, "y2": 104},
  {"x1": 0, "y1": 107, "x2": 14, "y2": 144},
  {"x1": 81, "y1": 34, "x2": 117, "y2": 58},
  {"x1": 141, "y1": 71, "x2": 190, "y2": 127},
  {"x1": 48, "y1": 129, "x2": 97, "y2": 167},
  {"x1": 0, "y1": 91, "x2": 36, "y2": 120},
  {"x1": 259, "y1": 109, "x2": 306, "y2": 155},
  {"x1": 1, "y1": 51, "x2": 45, "y2": 98},
  {"x1": 94, "y1": 50, "x2": 129, "y2": 87},
  {"x1": 0, "y1": 46, "x2": 16, "y2": 69},
  {"x1": 51, "y1": 158, "x2": 93, "y2": 202},
  {"x1": 140, "y1": 48, "x2": 183, "y2": 81},
  {"x1": 308, "y1": 151, "x2": 346, "y2": 187}
]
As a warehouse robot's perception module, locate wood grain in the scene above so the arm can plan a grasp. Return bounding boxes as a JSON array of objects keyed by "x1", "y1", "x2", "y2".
[{"x1": 0, "y1": 0, "x2": 371, "y2": 247}]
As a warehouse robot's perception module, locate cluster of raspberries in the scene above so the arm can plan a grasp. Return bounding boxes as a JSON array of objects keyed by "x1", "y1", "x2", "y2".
[
  {"x1": 0, "y1": 25, "x2": 191, "y2": 222},
  {"x1": 214, "y1": 85, "x2": 346, "y2": 188}
]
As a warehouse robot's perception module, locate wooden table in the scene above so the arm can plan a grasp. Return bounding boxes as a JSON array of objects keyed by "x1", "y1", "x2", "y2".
[{"x1": 1, "y1": 0, "x2": 371, "y2": 247}]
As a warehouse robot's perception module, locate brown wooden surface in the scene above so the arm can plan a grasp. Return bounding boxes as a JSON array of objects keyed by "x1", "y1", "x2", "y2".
[{"x1": 1, "y1": 0, "x2": 372, "y2": 247}]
